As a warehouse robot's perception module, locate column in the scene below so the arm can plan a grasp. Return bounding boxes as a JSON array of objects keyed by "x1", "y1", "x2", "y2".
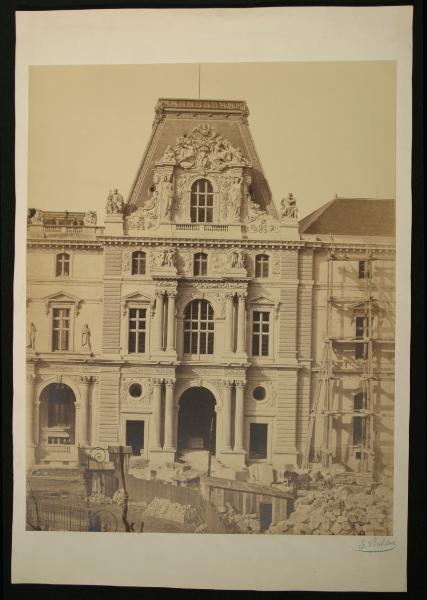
[
  {"x1": 34, "y1": 400, "x2": 41, "y2": 448},
  {"x1": 153, "y1": 291, "x2": 164, "y2": 352},
  {"x1": 236, "y1": 292, "x2": 247, "y2": 354},
  {"x1": 79, "y1": 376, "x2": 90, "y2": 447},
  {"x1": 166, "y1": 291, "x2": 177, "y2": 352},
  {"x1": 234, "y1": 381, "x2": 245, "y2": 452},
  {"x1": 163, "y1": 379, "x2": 175, "y2": 451},
  {"x1": 225, "y1": 293, "x2": 234, "y2": 353},
  {"x1": 150, "y1": 379, "x2": 163, "y2": 451},
  {"x1": 222, "y1": 382, "x2": 232, "y2": 451},
  {"x1": 26, "y1": 374, "x2": 36, "y2": 465}
]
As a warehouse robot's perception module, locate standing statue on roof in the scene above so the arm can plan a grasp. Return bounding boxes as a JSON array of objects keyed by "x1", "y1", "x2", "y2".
[{"x1": 280, "y1": 193, "x2": 298, "y2": 220}]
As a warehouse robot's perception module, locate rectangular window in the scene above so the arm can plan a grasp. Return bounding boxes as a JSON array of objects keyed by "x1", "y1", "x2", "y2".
[
  {"x1": 128, "y1": 308, "x2": 146, "y2": 353},
  {"x1": 52, "y1": 308, "x2": 70, "y2": 351},
  {"x1": 355, "y1": 316, "x2": 366, "y2": 359},
  {"x1": 249, "y1": 423, "x2": 268, "y2": 459},
  {"x1": 252, "y1": 311, "x2": 270, "y2": 356},
  {"x1": 358, "y1": 260, "x2": 370, "y2": 279}
]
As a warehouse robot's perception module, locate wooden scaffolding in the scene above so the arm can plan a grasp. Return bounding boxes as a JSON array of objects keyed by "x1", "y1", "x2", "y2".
[{"x1": 302, "y1": 247, "x2": 387, "y2": 474}]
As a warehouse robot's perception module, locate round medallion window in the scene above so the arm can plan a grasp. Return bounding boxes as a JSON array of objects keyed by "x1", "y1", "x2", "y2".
[
  {"x1": 253, "y1": 386, "x2": 267, "y2": 401},
  {"x1": 129, "y1": 383, "x2": 142, "y2": 398}
]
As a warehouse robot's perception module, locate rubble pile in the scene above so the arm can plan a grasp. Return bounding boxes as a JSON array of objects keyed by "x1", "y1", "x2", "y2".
[
  {"x1": 218, "y1": 502, "x2": 260, "y2": 534},
  {"x1": 268, "y1": 482, "x2": 393, "y2": 535},
  {"x1": 143, "y1": 497, "x2": 203, "y2": 526}
]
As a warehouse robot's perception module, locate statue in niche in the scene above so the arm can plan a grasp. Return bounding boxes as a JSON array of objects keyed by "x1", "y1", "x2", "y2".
[
  {"x1": 280, "y1": 193, "x2": 298, "y2": 219},
  {"x1": 159, "y1": 145, "x2": 176, "y2": 163},
  {"x1": 229, "y1": 250, "x2": 245, "y2": 270},
  {"x1": 160, "y1": 175, "x2": 174, "y2": 219},
  {"x1": 83, "y1": 211, "x2": 97, "y2": 226},
  {"x1": 228, "y1": 176, "x2": 243, "y2": 221},
  {"x1": 106, "y1": 189, "x2": 124, "y2": 215},
  {"x1": 27, "y1": 322, "x2": 36, "y2": 350},
  {"x1": 81, "y1": 324, "x2": 92, "y2": 354}
]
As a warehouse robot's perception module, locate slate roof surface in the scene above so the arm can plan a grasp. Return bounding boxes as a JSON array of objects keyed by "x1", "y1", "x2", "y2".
[{"x1": 299, "y1": 197, "x2": 395, "y2": 237}]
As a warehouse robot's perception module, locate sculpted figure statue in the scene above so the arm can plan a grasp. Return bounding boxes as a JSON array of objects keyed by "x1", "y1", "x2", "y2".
[
  {"x1": 81, "y1": 324, "x2": 92, "y2": 354},
  {"x1": 84, "y1": 211, "x2": 97, "y2": 226},
  {"x1": 30, "y1": 209, "x2": 44, "y2": 225},
  {"x1": 211, "y1": 137, "x2": 230, "y2": 169},
  {"x1": 160, "y1": 145, "x2": 176, "y2": 163},
  {"x1": 175, "y1": 135, "x2": 195, "y2": 168},
  {"x1": 280, "y1": 193, "x2": 298, "y2": 219},
  {"x1": 229, "y1": 250, "x2": 245, "y2": 269},
  {"x1": 163, "y1": 247, "x2": 176, "y2": 267},
  {"x1": 229, "y1": 177, "x2": 243, "y2": 221},
  {"x1": 196, "y1": 145, "x2": 210, "y2": 170},
  {"x1": 27, "y1": 322, "x2": 36, "y2": 350},
  {"x1": 161, "y1": 175, "x2": 174, "y2": 219},
  {"x1": 106, "y1": 189, "x2": 124, "y2": 215}
]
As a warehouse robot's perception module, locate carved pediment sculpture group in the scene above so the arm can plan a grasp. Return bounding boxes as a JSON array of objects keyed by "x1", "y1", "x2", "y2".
[{"x1": 103, "y1": 123, "x2": 298, "y2": 232}]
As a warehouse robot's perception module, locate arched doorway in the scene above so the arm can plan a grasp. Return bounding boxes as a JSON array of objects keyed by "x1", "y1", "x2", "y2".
[
  {"x1": 177, "y1": 387, "x2": 216, "y2": 453},
  {"x1": 39, "y1": 383, "x2": 76, "y2": 446}
]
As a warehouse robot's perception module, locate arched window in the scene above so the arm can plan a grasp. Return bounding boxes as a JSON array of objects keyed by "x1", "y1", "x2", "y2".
[
  {"x1": 56, "y1": 252, "x2": 70, "y2": 277},
  {"x1": 131, "y1": 251, "x2": 146, "y2": 275},
  {"x1": 193, "y1": 252, "x2": 208, "y2": 276},
  {"x1": 190, "y1": 179, "x2": 213, "y2": 223},
  {"x1": 184, "y1": 300, "x2": 214, "y2": 356},
  {"x1": 255, "y1": 254, "x2": 269, "y2": 278}
]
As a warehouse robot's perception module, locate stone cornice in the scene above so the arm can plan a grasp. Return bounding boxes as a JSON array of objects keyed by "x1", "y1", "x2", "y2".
[{"x1": 154, "y1": 98, "x2": 249, "y2": 121}]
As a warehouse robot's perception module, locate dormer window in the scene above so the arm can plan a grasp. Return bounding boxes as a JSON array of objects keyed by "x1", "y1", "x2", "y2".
[
  {"x1": 56, "y1": 253, "x2": 70, "y2": 277},
  {"x1": 131, "y1": 251, "x2": 146, "y2": 275},
  {"x1": 194, "y1": 252, "x2": 208, "y2": 276},
  {"x1": 255, "y1": 254, "x2": 269, "y2": 278},
  {"x1": 190, "y1": 179, "x2": 213, "y2": 223}
]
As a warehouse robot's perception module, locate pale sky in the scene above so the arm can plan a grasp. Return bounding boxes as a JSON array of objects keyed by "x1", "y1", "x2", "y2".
[{"x1": 28, "y1": 62, "x2": 396, "y2": 221}]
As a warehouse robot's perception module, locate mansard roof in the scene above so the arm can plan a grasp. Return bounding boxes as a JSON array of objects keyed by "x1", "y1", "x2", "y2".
[
  {"x1": 127, "y1": 98, "x2": 277, "y2": 219},
  {"x1": 299, "y1": 197, "x2": 395, "y2": 237}
]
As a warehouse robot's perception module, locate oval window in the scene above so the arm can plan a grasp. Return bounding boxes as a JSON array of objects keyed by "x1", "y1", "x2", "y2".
[
  {"x1": 253, "y1": 386, "x2": 266, "y2": 401},
  {"x1": 129, "y1": 383, "x2": 142, "y2": 398}
]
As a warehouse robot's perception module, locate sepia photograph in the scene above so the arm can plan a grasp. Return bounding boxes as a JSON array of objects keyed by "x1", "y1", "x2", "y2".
[
  {"x1": 11, "y1": 6, "x2": 412, "y2": 591},
  {"x1": 25, "y1": 62, "x2": 396, "y2": 536}
]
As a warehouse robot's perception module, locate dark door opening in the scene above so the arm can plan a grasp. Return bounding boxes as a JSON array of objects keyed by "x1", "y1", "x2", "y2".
[
  {"x1": 260, "y1": 502, "x2": 273, "y2": 532},
  {"x1": 126, "y1": 420, "x2": 145, "y2": 456},
  {"x1": 177, "y1": 387, "x2": 216, "y2": 452},
  {"x1": 249, "y1": 423, "x2": 268, "y2": 459}
]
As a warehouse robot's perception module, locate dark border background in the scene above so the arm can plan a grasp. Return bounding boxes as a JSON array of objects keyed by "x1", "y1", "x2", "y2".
[{"x1": 0, "y1": 1, "x2": 424, "y2": 599}]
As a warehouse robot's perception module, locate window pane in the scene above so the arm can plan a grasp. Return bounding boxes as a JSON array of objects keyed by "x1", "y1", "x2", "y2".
[
  {"x1": 252, "y1": 335, "x2": 259, "y2": 356},
  {"x1": 261, "y1": 335, "x2": 269, "y2": 356},
  {"x1": 183, "y1": 332, "x2": 190, "y2": 353}
]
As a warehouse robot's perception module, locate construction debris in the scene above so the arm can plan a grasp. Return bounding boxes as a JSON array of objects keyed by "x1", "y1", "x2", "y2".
[
  {"x1": 267, "y1": 480, "x2": 393, "y2": 535},
  {"x1": 143, "y1": 497, "x2": 203, "y2": 526}
]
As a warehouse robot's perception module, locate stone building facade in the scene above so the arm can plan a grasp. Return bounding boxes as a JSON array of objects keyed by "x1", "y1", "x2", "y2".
[{"x1": 26, "y1": 99, "x2": 395, "y2": 476}]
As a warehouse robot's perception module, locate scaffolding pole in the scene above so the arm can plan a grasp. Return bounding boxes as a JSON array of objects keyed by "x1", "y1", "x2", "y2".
[{"x1": 302, "y1": 247, "x2": 382, "y2": 475}]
